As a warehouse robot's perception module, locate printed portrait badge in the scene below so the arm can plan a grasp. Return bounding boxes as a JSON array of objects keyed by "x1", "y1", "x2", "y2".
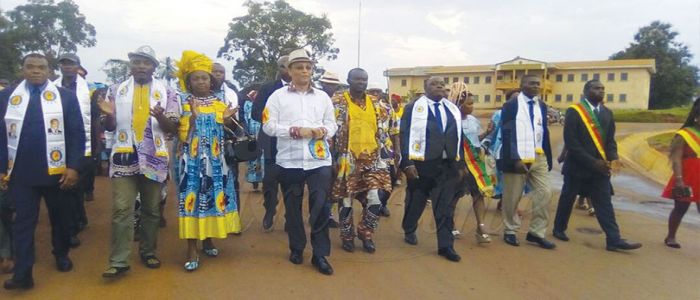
[
  {"x1": 10, "y1": 95, "x2": 21, "y2": 106},
  {"x1": 43, "y1": 91, "x2": 56, "y2": 101},
  {"x1": 309, "y1": 139, "x2": 330, "y2": 160}
]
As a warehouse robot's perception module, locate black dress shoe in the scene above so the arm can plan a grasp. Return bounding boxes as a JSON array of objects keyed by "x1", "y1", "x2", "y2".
[
  {"x1": 503, "y1": 234, "x2": 520, "y2": 246},
  {"x1": 289, "y1": 250, "x2": 303, "y2": 265},
  {"x1": 341, "y1": 240, "x2": 355, "y2": 252},
  {"x1": 380, "y1": 206, "x2": 391, "y2": 217},
  {"x1": 606, "y1": 240, "x2": 642, "y2": 251},
  {"x1": 56, "y1": 256, "x2": 74, "y2": 272},
  {"x1": 262, "y1": 212, "x2": 274, "y2": 233},
  {"x1": 361, "y1": 239, "x2": 376, "y2": 253},
  {"x1": 311, "y1": 256, "x2": 333, "y2": 275},
  {"x1": 526, "y1": 233, "x2": 556, "y2": 250},
  {"x1": 328, "y1": 219, "x2": 339, "y2": 228},
  {"x1": 438, "y1": 247, "x2": 461, "y2": 262},
  {"x1": 404, "y1": 233, "x2": 418, "y2": 245},
  {"x1": 3, "y1": 277, "x2": 34, "y2": 290},
  {"x1": 552, "y1": 230, "x2": 570, "y2": 242},
  {"x1": 69, "y1": 235, "x2": 81, "y2": 248}
]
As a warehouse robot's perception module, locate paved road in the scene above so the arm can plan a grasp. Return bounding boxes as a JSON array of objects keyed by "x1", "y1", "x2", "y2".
[{"x1": 1, "y1": 122, "x2": 699, "y2": 299}]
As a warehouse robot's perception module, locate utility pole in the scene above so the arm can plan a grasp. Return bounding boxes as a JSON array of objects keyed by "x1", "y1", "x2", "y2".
[{"x1": 357, "y1": 0, "x2": 361, "y2": 67}]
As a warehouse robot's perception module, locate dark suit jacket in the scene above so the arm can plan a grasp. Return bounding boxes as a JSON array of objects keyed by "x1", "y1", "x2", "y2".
[
  {"x1": 562, "y1": 103, "x2": 618, "y2": 178},
  {"x1": 399, "y1": 100, "x2": 463, "y2": 171},
  {"x1": 252, "y1": 79, "x2": 285, "y2": 161},
  {"x1": 497, "y1": 97, "x2": 553, "y2": 173},
  {"x1": 0, "y1": 83, "x2": 85, "y2": 186}
]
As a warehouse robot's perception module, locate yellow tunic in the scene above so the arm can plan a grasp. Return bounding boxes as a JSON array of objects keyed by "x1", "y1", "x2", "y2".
[{"x1": 347, "y1": 97, "x2": 378, "y2": 157}]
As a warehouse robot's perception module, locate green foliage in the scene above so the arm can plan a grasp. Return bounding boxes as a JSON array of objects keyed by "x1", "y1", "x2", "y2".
[
  {"x1": 101, "y1": 59, "x2": 129, "y2": 85},
  {"x1": 611, "y1": 21, "x2": 699, "y2": 109},
  {"x1": 613, "y1": 107, "x2": 689, "y2": 123},
  {"x1": 218, "y1": 0, "x2": 339, "y2": 87},
  {"x1": 0, "y1": 0, "x2": 96, "y2": 79}
]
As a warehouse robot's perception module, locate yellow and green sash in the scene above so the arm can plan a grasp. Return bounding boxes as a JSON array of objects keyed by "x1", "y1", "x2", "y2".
[
  {"x1": 570, "y1": 102, "x2": 607, "y2": 160},
  {"x1": 462, "y1": 138, "x2": 493, "y2": 196},
  {"x1": 677, "y1": 127, "x2": 700, "y2": 157}
]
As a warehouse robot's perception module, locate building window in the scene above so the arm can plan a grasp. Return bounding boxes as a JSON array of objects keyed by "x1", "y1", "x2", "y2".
[
  {"x1": 619, "y1": 94, "x2": 627, "y2": 102},
  {"x1": 485, "y1": 76, "x2": 492, "y2": 84},
  {"x1": 484, "y1": 95, "x2": 491, "y2": 102},
  {"x1": 593, "y1": 73, "x2": 600, "y2": 80},
  {"x1": 443, "y1": 77, "x2": 449, "y2": 84},
  {"x1": 555, "y1": 94, "x2": 562, "y2": 102},
  {"x1": 474, "y1": 76, "x2": 480, "y2": 84},
  {"x1": 567, "y1": 74, "x2": 574, "y2": 82},
  {"x1": 556, "y1": 74, "x2": 563, "y2": 82},
  {"x1": 453, "y1": 77, "x2": 459, "y2": 83},
  {"x1": 464, "y1": 76, "x2": 470, "y2": 84},
  {"x1": 401, "y1": 79, "x2": 407, "y2": 87},
  {"x1": 566, "y1": 94, "x2": 573, "y2": 102},
  {"x1": 621, "y1": 72, "x2": 628, "y2": 81},
  {"x1": 496, "y1": 95, "x2": 502, "y2": 102},
  {"x1": 581, "y1": 73, "x2": 589, "y2": 82},
  {"x1": 607, "y1": 73, "x2": 615, "y2": 81},
  {"x1": 607, "y1": 94, "x2": 614, "y2": 102},
  {"x1": 496, "y1": 75, "x2": 503, "y2": 81}
]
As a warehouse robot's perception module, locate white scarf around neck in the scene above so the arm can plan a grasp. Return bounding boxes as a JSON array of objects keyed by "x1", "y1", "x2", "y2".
[
  {"x1": 407, "y1": 95, "x2": 462, "y2": 161},
  {"x1": 515, "y1": 93, "x2": 544, "y2": 163},
  {"x1": 54, "y1": 75, "x2": 91, "y2": 156}
]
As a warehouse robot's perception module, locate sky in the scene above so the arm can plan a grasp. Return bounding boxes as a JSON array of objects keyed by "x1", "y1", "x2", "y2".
[{"x1": 1, "y1": 0, "x2": 699, "y2": 88}]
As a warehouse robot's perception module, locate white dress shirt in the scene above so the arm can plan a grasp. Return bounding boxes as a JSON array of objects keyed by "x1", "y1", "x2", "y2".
[
  {"x1": 262, "y1": 85, "x2": 337, "y2": 170},
  {"x1": 427, "y1": 98, "x2": 448, "y2": 131}
]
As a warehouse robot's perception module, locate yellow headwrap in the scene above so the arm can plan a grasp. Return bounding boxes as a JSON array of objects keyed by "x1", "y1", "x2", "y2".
[{"x1": 175, "y1": 50, "x2": 213, "y2": 92}]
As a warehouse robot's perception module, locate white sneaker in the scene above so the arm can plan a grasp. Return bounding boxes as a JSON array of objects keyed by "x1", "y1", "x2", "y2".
[{"x1": 452, "y1": 230, "x2": 461, "y2": 238}]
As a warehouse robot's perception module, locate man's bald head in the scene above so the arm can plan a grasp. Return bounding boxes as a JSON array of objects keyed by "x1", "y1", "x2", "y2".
[{"x1": 424, "y1": 76, "x2": 446, "y2": 101}]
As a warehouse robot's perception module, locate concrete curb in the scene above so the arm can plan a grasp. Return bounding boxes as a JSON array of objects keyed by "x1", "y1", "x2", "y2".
[{"x1": 617, "y1": 130, "x2": 673, "y2": 185}]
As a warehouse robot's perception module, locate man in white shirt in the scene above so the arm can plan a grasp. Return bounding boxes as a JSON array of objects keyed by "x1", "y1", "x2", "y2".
[{"x1": 262, "y1": 49, "x2": 337, "y2": 275}]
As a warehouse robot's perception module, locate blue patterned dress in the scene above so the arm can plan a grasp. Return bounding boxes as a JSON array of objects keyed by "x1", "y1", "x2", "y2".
[
  {"x1": 243, "y1": 100, "x2": 264, "y2": 183},
  {"x1": 176, "y1": 94, "x2": 241, "y2": 239}
]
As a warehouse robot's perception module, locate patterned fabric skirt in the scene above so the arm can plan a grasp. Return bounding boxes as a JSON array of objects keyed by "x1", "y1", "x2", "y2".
[{"x1": 332, "y1": 158, "x2": 392, "y2": 200}]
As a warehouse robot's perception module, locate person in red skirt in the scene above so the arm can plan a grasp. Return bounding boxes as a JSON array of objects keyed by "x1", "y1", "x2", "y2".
[{"x1": 662, "y1": 97, "x2": 700, "y2": 249}]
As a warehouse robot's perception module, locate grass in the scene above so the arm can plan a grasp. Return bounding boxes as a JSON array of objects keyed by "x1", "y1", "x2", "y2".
[
  {"x1": 614, "y1": 107, "x2": 688, "y2": 123},
  {"x1": 646, "y1": 132, "x2": 675, "y2": 154}
]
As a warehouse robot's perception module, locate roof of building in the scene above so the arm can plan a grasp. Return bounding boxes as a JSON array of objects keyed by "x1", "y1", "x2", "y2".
[{"x1": 385, "y1": 57, "x2": 656, "y2": 76}]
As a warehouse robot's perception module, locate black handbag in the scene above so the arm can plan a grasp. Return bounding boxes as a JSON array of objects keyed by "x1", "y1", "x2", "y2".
[{"x1": 223, "y1": 117, "x2": 261, "y2": 165}]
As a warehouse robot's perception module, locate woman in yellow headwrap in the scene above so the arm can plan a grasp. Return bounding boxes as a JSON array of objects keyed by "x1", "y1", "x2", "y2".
[{"x1": 175, "y1": 50, "x2": 241, "y2": 271}]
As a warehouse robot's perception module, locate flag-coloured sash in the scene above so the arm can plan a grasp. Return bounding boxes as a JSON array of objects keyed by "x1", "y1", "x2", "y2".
[
  {"x1": 677, "y1": 127, "x2": 700, "y2": 157},
  {"x1": 570, "y1": 102, "x2": 607, "y2": 161},
  {"x1": 462, "y1": 138, "x2": 493, "y2": 196}
]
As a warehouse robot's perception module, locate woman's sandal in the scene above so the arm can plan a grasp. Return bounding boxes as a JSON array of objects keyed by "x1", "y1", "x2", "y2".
[
  {"x1": 203, "y1": 247, "x2": 219, "y2": 257},
  {"x1": 184, "y1": 256, "x2": 200, "y2": 272},
  {"x1": 140, "y1": 255, "x2": 162, "y2": 269},
  {"x1": 664, "y1": 239, "x2": 681, "y2": 249},
  {"x1": 475, "y1": 224, "x2": 492, "y2": 244}
]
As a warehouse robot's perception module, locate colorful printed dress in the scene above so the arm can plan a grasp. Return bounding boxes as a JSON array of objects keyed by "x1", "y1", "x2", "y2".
[
  {"x1": 176, "y1": 94, "x2": 241, "y2": 239},
  {"x1": 243, "y1": 100, "x2": 264, "y2": 183}
]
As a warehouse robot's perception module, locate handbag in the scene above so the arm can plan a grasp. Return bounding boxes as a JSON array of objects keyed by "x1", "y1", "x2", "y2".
[{"x1": 223, "y1": 117, "x2": 261, "y2": 165}]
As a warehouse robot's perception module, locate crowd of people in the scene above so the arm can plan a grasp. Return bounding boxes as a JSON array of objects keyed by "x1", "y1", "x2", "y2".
[{"x1": 0, "y1": 44, "x2": 699, "y2": 291}]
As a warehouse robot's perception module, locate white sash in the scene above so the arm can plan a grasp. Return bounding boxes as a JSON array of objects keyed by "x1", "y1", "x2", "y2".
[
  {"x1": 54, "y1": 75, "x2": 91, "y2": 156},
  {"x1": 6, "y1": 80, "x2": 67, "y2": 176},
  {"x1": 221, "y1": 84, "x2": 239, "y2": 109},
  {"x1": 407, "y1": 95, "x2": 462, "y2": 161},
  {"x1": 515, "y1": 93, "x2": 544, "y2": 163},
  {"x1": 112, "y1": 76, "x2": 169, "y2": 158}
]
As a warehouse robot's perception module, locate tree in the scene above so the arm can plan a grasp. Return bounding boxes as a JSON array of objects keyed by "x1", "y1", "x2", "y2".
[
  {"x1": 611, "y1": 21, "x2": 699, "y2": 109},
  {"x1": 0, "y1": 11, "x2": 21, "y2": 81},
  {"x1": 101, "y1": 59, "x2": 129, "y2": 85},
  {"x1": 6, "y1": 0, "x2": 96, "y2": 71},
  {"x1": 218, "y1": 0, "x2": 339, "y2": 87}
]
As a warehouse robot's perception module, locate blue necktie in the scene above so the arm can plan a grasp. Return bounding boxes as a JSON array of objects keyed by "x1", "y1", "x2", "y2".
[
  {"x1": 433, "y1": 102, "x2": 444, "y2": 133},
  {"x1": 527, "y1": 100, "x2": 535, "y2": 130}
]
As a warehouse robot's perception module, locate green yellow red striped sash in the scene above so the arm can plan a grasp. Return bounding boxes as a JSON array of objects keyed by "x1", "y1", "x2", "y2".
[
  {"x1": 677, "y1": 127, "x2": 700, "y2": 157},
  {"x1": 462, "y1": 138, "x2": 493, "y2": 196},
  {"x1": 570, "y1": 102, "x2": 607, "y2": 161}
]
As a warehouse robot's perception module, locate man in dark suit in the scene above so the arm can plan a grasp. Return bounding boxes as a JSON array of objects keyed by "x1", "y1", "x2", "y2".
[
  {"x1": 498, "y1": 74, "x2": 555, "y2": 250},
  {"x1": 400, "y1": 76, "x2": 464, "y2": 262},
  {"x1": 0, "y1": 53, "x2": 85, "y2": 290},
  {"x1": 252, "y1": 55, "x2": 290, "y2": 232},
  {"x1": 552, "y1": 80, "x2": 642, "y2": 251}
]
